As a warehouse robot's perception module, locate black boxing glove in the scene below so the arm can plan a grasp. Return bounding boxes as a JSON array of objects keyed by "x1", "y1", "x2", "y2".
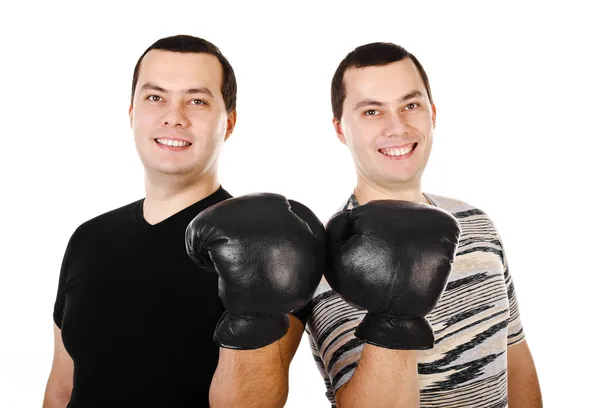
[
  {"x1": 185, "y1": 193, "x2": 325, "y2": 350},
  {"x1": 325, "y1": 200, "x2": 461, "y2": 349}
]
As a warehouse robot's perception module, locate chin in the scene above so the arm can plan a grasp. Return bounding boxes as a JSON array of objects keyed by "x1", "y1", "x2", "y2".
[
  {"x1": 146, "y1": 163, "x2": 191, "y2": 176},
  {"x1": 378, "y1": 173, "x2": 420, "y2": 187}
]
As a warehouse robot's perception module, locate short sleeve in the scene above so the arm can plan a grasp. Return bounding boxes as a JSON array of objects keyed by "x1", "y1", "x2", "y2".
[
  {"x1": 497, "y1": 232, "x2": 526, "y2": 347},
  {"x1": 290, "y1": 302, "x2": 312, "y2": 326},
  {"x1": 53, "y1": 229, "x2": 79, "y2": 329},
  {"x1": 307, "y1": 332, "x2": 337, "y2": 406},
  {"x1": 304, "y1": 280, "x2": 366, "y2": 405}
]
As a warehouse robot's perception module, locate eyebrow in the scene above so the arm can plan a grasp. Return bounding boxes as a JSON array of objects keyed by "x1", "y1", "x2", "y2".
[
  {"x1": 353, "y1": 90, "x2": 425, "y2": 110},
  {"x1": 140, "y1": 82, "x2": 214, "y2": 98}
]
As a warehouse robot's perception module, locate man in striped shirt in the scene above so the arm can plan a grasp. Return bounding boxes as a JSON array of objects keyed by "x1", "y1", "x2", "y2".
[{"x1": 297, "y1": 43, "x2": 543, "y2": 407}]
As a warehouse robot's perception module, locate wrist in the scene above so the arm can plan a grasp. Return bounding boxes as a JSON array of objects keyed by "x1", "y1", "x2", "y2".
[
  {"x1": 356, "y1": 313, "x2": 434, "y2": 349},
  {"x1": 214, "y1": 311, "x2": 290, "y2": 350}
]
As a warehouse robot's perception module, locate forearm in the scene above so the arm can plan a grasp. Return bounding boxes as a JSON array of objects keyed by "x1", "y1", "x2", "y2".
[
  {"x1": 336, "y1": 344, "x2": 419, "y2": 408},
  {"x1": 42, "y1": 380, "x2": 71, "y2": 408},
  {"x1": 209, "y1": 341, "x2": 288, "y2": 408},
  {"x1": 42, "y1": 362, "x2": 73, "y2": 408},
  {"x1": 507, "y1": 340, "x2": 543, "y2": 407},
  {"x1": 508, "y1": 369, "x2": 543, "y2": 407},
  {"x1": 508, "y1": 350, "x2": 542, "y2": 406},
  {"x1": 42, "y1": 395, "x2": 70, "y2": 408}
]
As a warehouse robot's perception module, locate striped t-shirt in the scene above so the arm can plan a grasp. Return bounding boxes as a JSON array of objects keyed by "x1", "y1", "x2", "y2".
[{"x1": 304, "y1": 193, "x2": 525, "y2": 407}]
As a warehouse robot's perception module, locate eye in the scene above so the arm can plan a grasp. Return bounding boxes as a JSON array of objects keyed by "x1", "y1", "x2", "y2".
[
  {"x1": 190, "y1": 99, "x2": 207, "y2": 106},
  {"x1": 364, "y1": 109, "x2": 379, "y2": 116},
  {"x1": 146, "y1": 94, "x2": 163, "y2": 102},
  {"x1": 405, "y1": 102, "x2": 419, "y2": 110}
]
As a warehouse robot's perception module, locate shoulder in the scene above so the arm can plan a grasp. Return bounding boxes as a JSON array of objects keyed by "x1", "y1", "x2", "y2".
[
  {"x1": 425, "y1": 193, "x2": 502, "y2": 236},
  {"x1": 69, "y1": 199, "x2": 142, "y2": 244},
  {"x1": 426, "y1": 193, "x2": 495, "y2": 220},
  {"x1": 425, "y1": 193, "x2": 481, "y2": 215}
]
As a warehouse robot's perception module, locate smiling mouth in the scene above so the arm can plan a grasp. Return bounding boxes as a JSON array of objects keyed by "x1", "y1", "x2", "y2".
[
  {"x1": 378, "y1": 143, "x2": 417, "y2": 159},
  {"x1": 154, "y1": 138, "x2": 192, "y2": 148}
]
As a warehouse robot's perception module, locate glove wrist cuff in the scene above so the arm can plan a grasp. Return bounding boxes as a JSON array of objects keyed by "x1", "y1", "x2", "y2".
[
  {"x1": 355, "y1": 313, "x2": 434, "y2": 350},
  {"x1": 214, "y1": 312, "x2": 290, "y2": 350}
]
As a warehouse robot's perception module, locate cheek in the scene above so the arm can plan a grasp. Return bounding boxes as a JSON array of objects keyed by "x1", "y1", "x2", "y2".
[
  {"x1": 192, "y1": 114, "x2": 226, "y2": 143},
  {"x1": 351, "y1": 126, "x2": 378, "y2": 154},
  {"x1": 346, "y1": 120, "x2": 372, "y2": 146},
  {"x1": 346, "y1": 127, "x2": 377, "y2": 165},
  {"x1": 132, "y1": 107, "x2": 156, "y2": 134},
  {"x1": 407, "y1": 112, "x2": 433, "y2": 136}
]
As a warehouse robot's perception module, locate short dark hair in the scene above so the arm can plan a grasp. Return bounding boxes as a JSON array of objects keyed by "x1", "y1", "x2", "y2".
[
  {"x1": 331, "y1": 42, "x2": 432, "y2": 120},
  {"x1": 131, "y1": 34, "x2": 237, "y2": 113}
]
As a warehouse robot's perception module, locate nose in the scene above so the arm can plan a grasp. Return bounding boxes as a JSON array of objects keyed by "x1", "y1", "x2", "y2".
[
  {"x1": 162, "y1": 102, "x2": 190, "y2": 128},
  {"x1": 382, "y1": 110, "x2": 410, "y2": 138}
]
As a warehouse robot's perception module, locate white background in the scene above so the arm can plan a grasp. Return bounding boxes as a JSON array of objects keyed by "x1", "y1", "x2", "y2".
[{"x1": 1, "y1": 1, "x2": 598, "y2": 406}]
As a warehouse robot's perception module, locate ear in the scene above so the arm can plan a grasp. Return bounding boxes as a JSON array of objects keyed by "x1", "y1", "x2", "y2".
[
  {"x1": 431, "y1": 102, "x2": 437, "y2": 129},
  {"x1": 333, "y1": 117, "x2": 347, "y2": 145},
  {"x1": 128, "y1": 104, "x2": 133, "y2": 128},
  {"x1": 224, "y1": 110, "x2": 237, "y2": 142}
]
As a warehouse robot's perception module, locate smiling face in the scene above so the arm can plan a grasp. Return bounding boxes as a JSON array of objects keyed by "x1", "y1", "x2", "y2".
[
  {"x1": 129, "y1": 50, "x2": 235, "y2": 179},
  {"x1": 334, "y1": 58, "x2": 436, "y2": 189}
]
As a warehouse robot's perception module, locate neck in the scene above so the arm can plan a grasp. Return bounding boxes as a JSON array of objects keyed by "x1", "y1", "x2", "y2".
[
  {"x1": 353, "y1": 175, "x2": 429, "y2": 206},
  {"x1": 142, "y1": 169, "x2": 220, "y2": 225}
]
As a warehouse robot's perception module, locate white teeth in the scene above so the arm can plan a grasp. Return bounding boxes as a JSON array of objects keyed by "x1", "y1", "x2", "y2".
[
  {"x1": 156, "y1": 138, "x2": 191, "y2": 147},
  {"x1": 399, "y1": 145, "x2": 412, "y2": 155},
  {"x1": 381, "y1": 144, "x2": 414, "y2": 157}
]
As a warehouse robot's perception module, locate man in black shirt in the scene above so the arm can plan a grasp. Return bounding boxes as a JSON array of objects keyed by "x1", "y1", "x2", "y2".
[{"x1": 43, "y1": 35, "x2": 310, "y2": 408}]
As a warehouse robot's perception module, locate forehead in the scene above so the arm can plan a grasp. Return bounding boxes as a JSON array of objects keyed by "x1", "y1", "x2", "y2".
[
  {"x1": 343, "y1": 58, "x2": 426, "y2": 102},
  {"x1": 137, "y1": 50, "x2": 223, "y2": 93}
]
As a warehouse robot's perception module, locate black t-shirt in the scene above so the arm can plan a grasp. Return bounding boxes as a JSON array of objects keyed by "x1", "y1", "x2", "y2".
[{"x1": 53, "y1": 186, "x2": 232, "y2": 407}]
